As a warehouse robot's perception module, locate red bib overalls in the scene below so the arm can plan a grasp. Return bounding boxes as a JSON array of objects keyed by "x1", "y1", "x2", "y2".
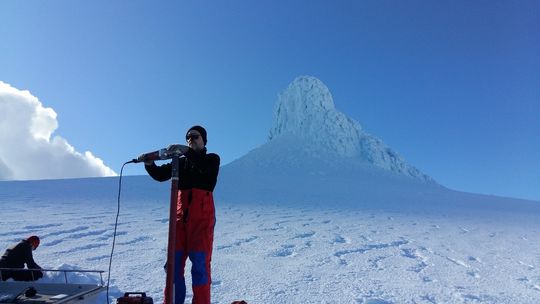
[{"x1": 166, "y1": 188, "x2": 215, "y2": 304}]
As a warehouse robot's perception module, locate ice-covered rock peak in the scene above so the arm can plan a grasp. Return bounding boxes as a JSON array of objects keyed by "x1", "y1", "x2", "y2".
[
  {"x1": 268, "y1": 75, "x2": 433, "y2": 182},
  {"x1": 269, "y1": 76, "x2": 362, "y2": 157},
  {"x1": 270, "y1": 76, "x2": 337, "y2": 139},
  {"x1": 276, "y1": 75, "x2": 335, "y2": 112}
]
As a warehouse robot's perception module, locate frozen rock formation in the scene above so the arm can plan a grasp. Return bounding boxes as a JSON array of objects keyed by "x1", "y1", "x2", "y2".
[{"x1": 268, "y1": 75, "x2": 432, "y2": 182}]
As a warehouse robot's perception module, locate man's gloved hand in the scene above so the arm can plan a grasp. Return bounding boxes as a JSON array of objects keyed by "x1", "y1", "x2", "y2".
[
  {"x1": 137, "y1": 153, "x2": 154, "y2": 166},
  {"x1": 167, "y1": 144, "x2": 190, "y2": 156}
]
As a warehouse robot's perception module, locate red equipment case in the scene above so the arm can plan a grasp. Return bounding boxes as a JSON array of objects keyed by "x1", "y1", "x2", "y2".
[{"x1": 117, "y1": 292, "x2": 154, "y2": 304}]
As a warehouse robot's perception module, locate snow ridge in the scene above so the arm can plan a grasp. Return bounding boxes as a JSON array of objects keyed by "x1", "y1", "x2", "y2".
[{"x1": 268, "y1": 75, "x2": 432, "y2": 182}]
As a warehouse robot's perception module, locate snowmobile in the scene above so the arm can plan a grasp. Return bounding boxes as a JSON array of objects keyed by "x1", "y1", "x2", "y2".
[{"x1": 0, "y1": 268, "x2": 105, "y2": 303}]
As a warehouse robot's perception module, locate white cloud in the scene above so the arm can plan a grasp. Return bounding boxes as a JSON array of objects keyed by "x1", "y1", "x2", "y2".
[{"x1": 0, "y1": 81, "x2": 117, "y2": 180}]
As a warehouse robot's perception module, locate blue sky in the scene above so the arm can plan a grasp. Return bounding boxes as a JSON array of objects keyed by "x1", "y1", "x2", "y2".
[{"x1": 1, "y1": 1, "x2": 538, "y2": 201}]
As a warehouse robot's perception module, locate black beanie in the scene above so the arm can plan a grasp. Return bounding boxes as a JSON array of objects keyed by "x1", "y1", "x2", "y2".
[{"x1": 187, "y1": 125, "x2": 207, "y2": 145}]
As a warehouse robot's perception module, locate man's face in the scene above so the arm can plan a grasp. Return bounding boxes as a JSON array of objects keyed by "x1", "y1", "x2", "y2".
[{"x1": 186, "y1": 130, "x2": 205, "y2": 151}]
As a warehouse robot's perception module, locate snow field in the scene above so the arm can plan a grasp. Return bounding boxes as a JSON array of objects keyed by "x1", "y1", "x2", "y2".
[{"x1": 2, "y1": 195, "x2": 539, "y2": 303}]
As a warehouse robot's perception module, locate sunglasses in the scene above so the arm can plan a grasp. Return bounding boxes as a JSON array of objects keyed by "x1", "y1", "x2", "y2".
[{"x1": 186, "y1": 134, "x2": 200, "y2": 141}]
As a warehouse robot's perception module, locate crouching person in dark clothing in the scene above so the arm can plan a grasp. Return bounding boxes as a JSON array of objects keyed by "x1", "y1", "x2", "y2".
[{"x1": 0, "y1": 236, "x2": 43, "y2": 281}]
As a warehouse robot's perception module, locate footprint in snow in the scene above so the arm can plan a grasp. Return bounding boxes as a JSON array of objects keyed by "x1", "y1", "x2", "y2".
[
  {"x1": 359, "y1": 298, "x2": 392, "y2": 304},
  {"x1": 81, "y1": 216, "x2": 104, "y2": 220},
  {"x1": 23, "y1": 223, "x2": 63, "y2": 229},
  {"x1": 422, "y1": 276, "x2": 435, "y2": 283},
  {"x1": 67, "y1": 229, "x2": 109, "y2": 240},
  {"x1": 293, "y1": 231, "x2": 315, "y2": 239},
  {"x1": 468, "y1": 256, "x2": 482, "y2": 263},
  {"x1": 118, "y1": 236, "x2": 152, "y2": 245},
  {"x1": 217, "y1": 236, "x2": 259, "y2": 250},
  {"x1": 332, "y1": 234, "x2": 348, "y2": 245},
  {"x1": 259, "y1": 227, "x2": 280, "y2": 232},
  {"x1": 269, "y1": 244, "x2": 295, "y2": 257},
  {"x1": 419, "y1": 294, "x2": 437, "y2": 304},
  {"x1": 232, "y1": 236, "x2": 258, "y2": 246},
  {"x1": 408, "y1": 261, "x2": 428, "y2": 273},
  {"x1": 43, "y1": 239, "x2": 64, "y2": 246},
  {"x1": 368, "y1": 256, "x2": 386, "y2": 269},
  {"x1": 43, "y1": 226, "x2": 90, "y2": 237},
  {"x1": 401, "y1": 248, "x2": 428, "y2": 273},
  {"x1": 400, "y1": 248, "x2": 419, "y2": 259},
  {"x1": 467, "y1": 271, "x2": 481, "y2": 278},
  {"x1": 95, "y1": 230, "x2": 127, "y2": 241},
  {"x1": 86, "y1": 255, "x2": 110, "y2": 261},
  {"x1": 57, "y1": 242, "x2": 109, "y2": 254},
  {"x1": 460, "y1": 293, "x2": 497, "y2": 302}
]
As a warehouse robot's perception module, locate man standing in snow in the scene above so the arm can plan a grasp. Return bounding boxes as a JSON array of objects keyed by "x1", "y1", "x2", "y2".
[
  {"x1": 144, "y1": 125, "x2": 220, "y2": 304},
  {"x1": 0, "y1": 235, "x2": 43, "y2": 281}
]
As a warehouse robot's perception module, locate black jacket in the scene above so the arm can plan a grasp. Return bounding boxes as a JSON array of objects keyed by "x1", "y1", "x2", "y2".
[
  {"x1": 145, "y1": 148, "x2": 220, "y2": 192},
  {"x1": 0, "y1": 240, "x2": 41, "y2": 269}
]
